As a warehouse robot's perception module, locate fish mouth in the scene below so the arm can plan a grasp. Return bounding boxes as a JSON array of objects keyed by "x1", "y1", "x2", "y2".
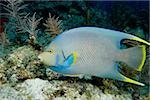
[{"x1": 38, "y1": 55, "x2": 43, "y2": 62}]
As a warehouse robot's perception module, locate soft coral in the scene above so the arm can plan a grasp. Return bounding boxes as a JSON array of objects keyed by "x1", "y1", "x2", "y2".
[
  {"x1": 1, "y1": 0, "x2": 42, "y2": 45},
  {"x1": 0, "y1": 18, "x2": 8, "y2": 48}
]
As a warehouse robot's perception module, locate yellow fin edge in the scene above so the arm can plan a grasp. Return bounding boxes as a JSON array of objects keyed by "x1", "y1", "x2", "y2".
[
  {"x1": 72, "y1": 52, "x2": 78, "y2": 64},
  {"x1": 137, "y1": 45, "x2": 146, "y2": 71},
  {"x1": 63, "y1": 74, "x2": 80, "y2": 77},
  {"x1": 121, "y1": 74, "x2": 145, "y2": 86},
  {"x1": 130, "y1": 37, "x2": 148, "y2": 71},
  {"x1": 64, "y1": 52, "x2": 78, "y2": 77},
  {"x1": 132, "y1": 37, "x2": 150, "y2": 46}
]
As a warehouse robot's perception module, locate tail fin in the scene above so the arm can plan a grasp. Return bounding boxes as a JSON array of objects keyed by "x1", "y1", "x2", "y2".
[{"x1": 118, "y1": 45, "x2": 146, "y2": 71}]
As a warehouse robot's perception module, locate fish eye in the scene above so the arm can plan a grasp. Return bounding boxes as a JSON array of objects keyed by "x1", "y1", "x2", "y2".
[{"x1": 49, "y1": 50, "x2": 54, "y2": 54}]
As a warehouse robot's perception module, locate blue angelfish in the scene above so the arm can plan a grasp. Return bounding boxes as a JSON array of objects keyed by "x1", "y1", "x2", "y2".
[{"x1": 38, "y1": 27, "x2": 150, "y2": 86}]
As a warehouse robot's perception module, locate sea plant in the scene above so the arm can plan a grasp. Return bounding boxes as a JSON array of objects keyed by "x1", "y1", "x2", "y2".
[
  {"x1": 1, "y1": 0, "x2": 42, "y2": 45},
  {"x1": 0, "y1": 0, "x2": 27, "y2": 18},
  {"x1": 0, "y1": 0, "x2": 28, "y2": 32},
  {"x1": 0, "y1": 0, "x2": 27, "y2": 42},
  {"x1": 0, "y1": 32, "x2": 7, "y2": 50},
  {"x1": 43, "y1": 13, "x2": 63, "y2": 38},
  {"x1": 0, "y1": 18, "x2": 8, "y2": 49},
  {"x1": 21, "y1": 12, "x2": 43, "y2": 44}
]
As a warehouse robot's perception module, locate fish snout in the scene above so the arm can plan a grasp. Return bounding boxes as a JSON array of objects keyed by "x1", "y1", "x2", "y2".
[
  {"x1": 37, "y1": 52, "x2": 54, "y2": 66},
  {"x1": 38, "y1": 54, "x2": 43, "y2": 62}
]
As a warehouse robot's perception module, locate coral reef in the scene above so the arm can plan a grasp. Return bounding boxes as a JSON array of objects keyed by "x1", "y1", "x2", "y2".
[
  {"x1": 0, "y1": 46, "x2": 148, "y2": 99},
  {"x1": 0, "y1": 85, "x2": 26, "y2": 100},
  {"x1": 1, "y1": 0, "x2": 42, "y2": 45},
  {"x1": 0, "y1": 78, "x2": 148, "y2": 100},
  {"x1": 0, "y1": 45, "x2": 149, "y2": 99},
  {"x1": 0, "y1": 0, "x2": 149, "y2": 100},
  {"x1": 0, "y1": 45, "x2": 44, "y2": 85}
]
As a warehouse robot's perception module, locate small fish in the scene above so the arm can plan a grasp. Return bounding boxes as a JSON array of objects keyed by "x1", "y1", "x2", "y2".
[{"x1": 38, "y1": 27, "x2": 150, "y2": 86}]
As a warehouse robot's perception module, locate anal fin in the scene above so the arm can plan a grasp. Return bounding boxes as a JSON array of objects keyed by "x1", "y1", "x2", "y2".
[
  {"x1": 63, "y1": 74, "x2": 81, "y2": 77},
  {"x1": 103, "y1": 63, "x2": 145, "y2": 86},
  {"x1": 118, "y1": 73, "x2": 145, "y2": 86},
  {"x1": 113, "y1": 64, "x2": 145, "y2": 86}
]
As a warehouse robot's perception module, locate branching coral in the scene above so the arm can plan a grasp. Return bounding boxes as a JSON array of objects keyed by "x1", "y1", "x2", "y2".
[
  {"x1": 1, "y1": 0, "x2": 28, "y2": 37},
  {"x1": 21, "y1": 12, "x2": 43, "y2": 44},
  {"x1": 0, "y1": 0, "x2": 27, "y2": 18},
  {"x1": 43, "y1": 13, "x2": 63, "y2": 37},
  {"x1": 22, "y1": 13, "x2": 43, "y2": 36},
  {"x1": 1, "y1": 0, "x2": 43, "y2": 45},
  {"x1": 0, "y1": 0, "x2": 27, "y2": 31},
  {"x1": 0, "y1": 32, "x2": 7, "y2": 50},
  {"x1": 0, "y1": 18, "x2": 8, "y2": 49},
  {"x1": 25, "y1": 13, "x2": 42, "y2": 35}
]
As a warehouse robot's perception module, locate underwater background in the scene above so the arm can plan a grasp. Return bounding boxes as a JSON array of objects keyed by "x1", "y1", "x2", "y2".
[{"x1": 0, "y1": 0, "x2": 149, "y2": 100}]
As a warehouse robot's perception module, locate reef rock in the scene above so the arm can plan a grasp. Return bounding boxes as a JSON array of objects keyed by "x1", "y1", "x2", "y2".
[
  {"x1": 0, "y1": 78, "x2": 134, "y2": 100},
  {"x1": 0, "y1": 46, "x2": 148, "y2": 100}
]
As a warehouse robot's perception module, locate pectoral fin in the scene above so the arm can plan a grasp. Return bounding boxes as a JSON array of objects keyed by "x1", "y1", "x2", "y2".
[
  {"x1": 50, "y1": 52, "x2": 78, "y2": 72},
  {"x1": 63, "y1": 52, "x2": 78, "y2": 66}
]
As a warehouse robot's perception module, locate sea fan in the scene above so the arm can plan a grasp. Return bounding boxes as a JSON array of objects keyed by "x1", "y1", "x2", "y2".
[
  {"x1": 0, "y1": 0, "x2": 27, "y2": 18},
  {"x1": 1, "y1": 0, "x2": 43, "y2": 44},
  {"x1": 43, "y1": 13, "x2": 63, "y2": 37},
  {"x1": 21, "y1": 12, "x2": 43, "y2": 36},
  {"x1": 21, "y1": 12, "x2": 43, "y2": 45},
  {"x1": 0, "y1": 0, "x2": 28, "y2": 33},
  {"x1": 0, "y1": 32, "x2": 7, "y2": 49},
  {"x1": 0, "y1": 18, "x2": 8, "y2": 48}
]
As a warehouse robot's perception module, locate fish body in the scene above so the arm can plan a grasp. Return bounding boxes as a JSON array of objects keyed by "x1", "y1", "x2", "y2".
[{"x1": 39, "y1": 27, "x2": 150, "y2": 86}]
